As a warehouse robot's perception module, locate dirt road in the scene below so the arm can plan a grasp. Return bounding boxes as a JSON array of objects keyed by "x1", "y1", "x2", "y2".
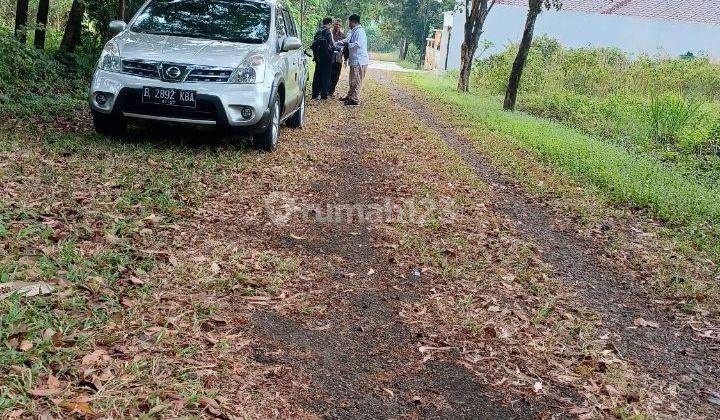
[
  {"x1": 4, "y1": 69, "x2": 718, "y2": 418},
  {"x1": 230, "y1": 70, "x2": 718, "y2": 418}
]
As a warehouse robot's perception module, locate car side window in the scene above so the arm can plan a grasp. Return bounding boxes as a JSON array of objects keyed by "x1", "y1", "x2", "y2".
[
  {"x1": 282, "y1": 10, "x2": 296, "y2": 37},
  {"x1": 275, "y1": 8, "x2": 287, "y2": 39}
]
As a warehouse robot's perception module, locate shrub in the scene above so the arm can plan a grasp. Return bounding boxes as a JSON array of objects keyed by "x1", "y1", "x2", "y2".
[
  {"x1": 365, "y1": 21, "x2": 394, "y2": 53},
  {"x1": 471, "y1": 38, "x2": 720, "y2": 182},
  {"x1": 0, "y1": 29, "x2": 83, "y2": 118},
  {"x1": 693, "y1": 119, "x2": 720, "y2": 157},
  {"x1": 405, "y1": 43, "x2": 422, "y2": 67},
  {"x1": 646, "y1": 92, "x2": 701, "y2": 144}
]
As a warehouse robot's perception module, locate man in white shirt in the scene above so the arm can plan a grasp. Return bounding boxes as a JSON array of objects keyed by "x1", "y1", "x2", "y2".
[{"x1": 337, "y1": 14, "x2": 369, "y2": 106}]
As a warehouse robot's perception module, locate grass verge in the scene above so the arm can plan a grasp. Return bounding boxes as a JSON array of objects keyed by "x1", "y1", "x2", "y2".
[{"x1": 396, "y1": 72, "x2": 720, "y2": 255}]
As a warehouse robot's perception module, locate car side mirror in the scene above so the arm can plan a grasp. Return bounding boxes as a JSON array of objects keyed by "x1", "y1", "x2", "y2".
[
  {"x1": 109, "y1": 20, "x2": 127, "y2": 37},
  {"x1": 281, "y1": 37, "x2": 302, "y2": 52}
]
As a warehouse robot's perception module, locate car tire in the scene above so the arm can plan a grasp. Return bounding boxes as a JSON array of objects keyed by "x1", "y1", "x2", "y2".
[
  {"x1": 92, "y1": 111, "x2": 127, "y2": 137},
  {"x1": 286, "y1": 93, "x2": 305, "y2": 129},
  {"x1": 253, "y1": 96, "x2": 280, "y2": 152}
]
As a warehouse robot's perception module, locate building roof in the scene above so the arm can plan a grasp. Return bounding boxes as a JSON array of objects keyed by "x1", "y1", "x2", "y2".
[{"x1": 495, "y1": 0, "x2": 720, "y2": 26}]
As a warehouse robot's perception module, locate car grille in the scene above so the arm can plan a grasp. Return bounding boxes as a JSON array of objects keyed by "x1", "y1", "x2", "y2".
[
  {"x1": 186, "y1": 68, "x2": 233, "y2": 82},
  {"x1": 121, "y1": 59, "x2": 233, "y2": 83},
  {"x1": 122, "y1": 60, "x2": 160, "y2": 78}
]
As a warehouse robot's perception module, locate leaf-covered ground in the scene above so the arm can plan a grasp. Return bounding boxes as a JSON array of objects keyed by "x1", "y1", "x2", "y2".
[{"x1": 1, "y1": 71, "x2": 718, "y2": 418}]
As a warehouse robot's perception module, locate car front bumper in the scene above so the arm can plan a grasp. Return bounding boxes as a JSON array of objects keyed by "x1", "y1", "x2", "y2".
[{"x1": 89, "y1": 69, "x2": 272, "y2": 132}]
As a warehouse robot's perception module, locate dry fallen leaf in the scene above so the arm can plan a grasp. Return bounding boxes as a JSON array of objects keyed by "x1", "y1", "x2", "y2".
[
  {"x1": 47, "y1": 374, "x2": 61, "y2": 390},
  {"x1": 633, "y1": 318, "x2": 659, "y2": 328},
  {"x1": 0, "y1": 281, "x2": 54, "y2": 299},
  {"x1": 533, "y1": 381, "x2": 543, "y2": 393},
  {"x1": 28, "y1": 388, "x2": 62, "y2": 397},
  {"x1": 42, "y1": 328, "x2": 56, "y2": 341},
  {"x1": 19, "y1": 340, "x2": 33, "y2": 351},
  {"x1": 210, "y1": 262, "x2": 221, "y2": 274},
  {"x1": 61, "y1": 400, "x2": 96, "y2": 416},
  {"x1": 406, "y1": 395, "x2": 421, "y2": 405},
  {"x1": 483, "y1": 326, "x2": 497, "y2": 339},
  {"x1": 81, "y1": 349, "x2": 109, "y2": 367},
  {"x1": 144, "y1": 214, "x2": 163, "y2": 225}
]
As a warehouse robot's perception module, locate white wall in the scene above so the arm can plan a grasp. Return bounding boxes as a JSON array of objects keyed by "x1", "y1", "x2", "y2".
[{"x1": 444, "y1": 5, "x2": 720, "y2": 70}]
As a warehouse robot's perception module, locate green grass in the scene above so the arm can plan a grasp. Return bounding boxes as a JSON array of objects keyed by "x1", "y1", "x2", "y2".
[
  {"x1": 0, "y1": 123, "x2": 253, "y2": 413},
  {"x1": 369, "y1": 51, "x2": 400, "y2": 62},
  {"x1": 369, "y1": 50, "x2": 421, "y2": 70},
  {"x1": 0, "y1": 29, "x2": 86, "y2": 118},
  {"x1": 397, "y1": 72, "x2": 720, "y2": 253},
  {"x1": 472, "y1": 38, "x2": 720, "y2": 186}
]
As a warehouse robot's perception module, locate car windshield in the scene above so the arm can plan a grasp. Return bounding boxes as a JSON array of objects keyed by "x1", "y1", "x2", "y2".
[{"x1": 131, "y1": 0, "x2": 271, "y2": 43}]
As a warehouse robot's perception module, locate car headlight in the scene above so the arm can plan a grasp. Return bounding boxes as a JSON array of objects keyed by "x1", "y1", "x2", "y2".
[
  {"x1": 230, "y1": 53, "x2": 265, "y2": 84},
  {"x1": 99, "y1": 41, "x2": 121, "y2": 72}
]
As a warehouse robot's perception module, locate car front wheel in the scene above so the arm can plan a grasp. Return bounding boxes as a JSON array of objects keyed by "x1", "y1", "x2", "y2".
[{"x1": 253, "y1": 97, "x2": 280, "y2": 152}]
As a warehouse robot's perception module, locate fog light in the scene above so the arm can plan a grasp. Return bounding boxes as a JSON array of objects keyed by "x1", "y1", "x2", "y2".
[
  {"x1": 95, "y1": 93, "x2": 108, "y2": 105},
  {"x1": 241, "y1": 107, "x2": 253, "y2": 119}
]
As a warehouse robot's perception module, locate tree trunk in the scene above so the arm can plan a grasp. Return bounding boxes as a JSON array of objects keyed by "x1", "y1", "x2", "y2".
[
  {"x1": 457, "y1": 39, "x2": 475, "y2": 92},
  {"x1": 60, "y1": 0, "x2": 85, "y2": 53},
  {"x1": 14, "y1": 0, "x2": 29, "y2": 44},
  {"x1": 503, "y1": 0, "x2": 542, "y2": 111},
  {"x1": 457, "y1": 0, "x2": 491, "y2": 92},
  {"x1": 399, "y1": 38, "x2": 407, "y2": 60},
  {"x1": 118, "y1": 0, "x2": 126, "y2": 21},
  {"x1": 34, "y1": 0, "x2": 50, "y2": 49}
]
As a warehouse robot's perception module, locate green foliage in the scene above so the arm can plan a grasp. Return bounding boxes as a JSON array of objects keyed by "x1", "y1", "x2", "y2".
[
  {"x1": 472, "y1": 37, "x2": 720, "y2": 185},
  {"x1": 0, "y1": 0, "x2": 73, "y2": 31},
  {"x1": 401, "y1": 72, "x2": 720, "y2": 252},
  {"x1": 405, "y1": 42, "x2": 422, "y2": 66},
  {"x1": 474, "y1": 35, "x2": 720, "y2": 99},
  {"x1": 365, "y1": 21, "x2": 394, "y2": 53},
  {"x1": 380, "y1": 0, "x2": 454, "y2": 55},
  {"x1": 0, "y1": 29, "x2": 83, "y2": 118},
  {"x1": 646, "y1": 92, "x2": 701, "y2": 144},
  {"x1": 85, "y1": 0, "x2": 147, "y2": 40}
]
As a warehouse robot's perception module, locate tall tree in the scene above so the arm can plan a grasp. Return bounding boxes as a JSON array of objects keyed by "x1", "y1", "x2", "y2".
[
  {"x1": 503, "y1": 0, "x2": 561, "y2": 110},
  {"x1": 118, "y1": 0, "x2": 126, "y2": 21},
  {"x1": 60, "y1": 0, "x2": 85, "y2": 53},
  {"x1": 380, "y1": 0, "x2": 452, "y2": 63},
  {"x1": 457, "y1": 0, "x2": 496, "y2": 92},
  {"x1": 14, "y1": 0, "x2": 29, "y2": 43},
  {"x1": 34, "y1": 0, "x2": 50, "y2": 49}
]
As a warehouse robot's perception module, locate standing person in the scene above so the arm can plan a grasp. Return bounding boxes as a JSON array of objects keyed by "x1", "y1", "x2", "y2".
[
  {"x1": 329, "y1": 19, "x2": 346, "y2": 97},
  {"x1": 338, "y1": 14, "x2": 369, "y2": 106},
  {"x1": 311, "y1": 18, "x2": 334, "y2": 100}
]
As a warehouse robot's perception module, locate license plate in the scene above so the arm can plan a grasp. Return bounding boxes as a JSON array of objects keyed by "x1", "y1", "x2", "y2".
[{"x1": 141, "y1": 87, "x2": 196, "y2": 108}]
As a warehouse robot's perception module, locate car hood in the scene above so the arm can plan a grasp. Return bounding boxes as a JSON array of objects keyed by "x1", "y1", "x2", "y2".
[{"x1": 116, "y1": 32, "x2": 263, "y2": 68}]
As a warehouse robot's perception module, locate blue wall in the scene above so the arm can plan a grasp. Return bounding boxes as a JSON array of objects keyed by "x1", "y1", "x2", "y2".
[{"x1": 445, "y1": 5, "x2": 720, "y2": 70}]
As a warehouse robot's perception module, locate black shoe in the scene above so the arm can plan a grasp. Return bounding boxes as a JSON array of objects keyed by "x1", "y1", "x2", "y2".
[
  {"x1": 320, "y1": 96, "x2": 328, "y2": 100},
  {"x1": 344, "y1": 100, "x2": 360, "y2": 106},
  {"x1": 339, "y1": 96, "x2": 349, "y2": 102}
]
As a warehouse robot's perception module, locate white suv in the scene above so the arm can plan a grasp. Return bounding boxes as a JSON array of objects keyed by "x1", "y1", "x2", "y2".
[{"x1": 89, "y1": 0, "x2": 307, "y2": 150}]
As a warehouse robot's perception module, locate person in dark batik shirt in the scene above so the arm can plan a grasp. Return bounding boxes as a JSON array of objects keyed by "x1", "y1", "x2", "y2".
[{"x1": 311, "y1": 18, "x2": 335, "y2": 100}]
